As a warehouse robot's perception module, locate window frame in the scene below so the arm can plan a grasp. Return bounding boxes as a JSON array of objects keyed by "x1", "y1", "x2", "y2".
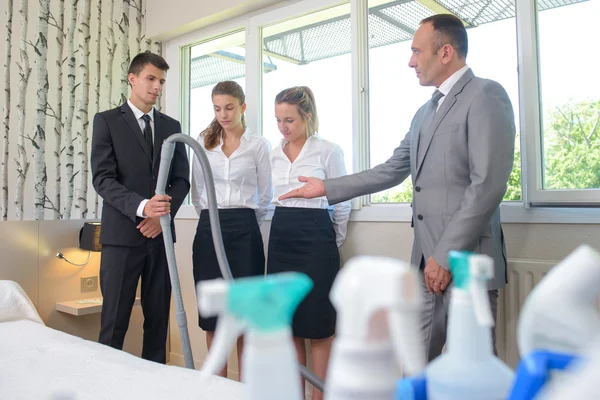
[
  {"x1": 245, "y1": 0, "x2": 364, "y2": 210},
  {"x1": 165, "y1": 0, "x2": 600, "y2": 222},
  {"x1": 517, "y1": 0, "x2": 600, "y2": 207}
]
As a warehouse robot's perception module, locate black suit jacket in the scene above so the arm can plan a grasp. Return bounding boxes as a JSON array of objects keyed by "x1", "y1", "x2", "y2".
[{"x1": 91, "y1": 103, "x2": 190, "y2": 247}]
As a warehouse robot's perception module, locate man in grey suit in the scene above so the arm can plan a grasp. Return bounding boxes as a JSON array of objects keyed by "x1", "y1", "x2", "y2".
[{"x1": 279, "y1": 14, "x2": 515, "y2": 361}]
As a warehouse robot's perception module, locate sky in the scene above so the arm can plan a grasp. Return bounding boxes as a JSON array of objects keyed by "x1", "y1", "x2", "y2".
[{"x1": 188, "y1": 0, "x2": 599, "y2": 194}]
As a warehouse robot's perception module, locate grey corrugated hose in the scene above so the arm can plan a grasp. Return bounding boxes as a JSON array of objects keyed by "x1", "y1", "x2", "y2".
[{"x1": 156, "y1": 134, "x2": 325, "y2": 393}]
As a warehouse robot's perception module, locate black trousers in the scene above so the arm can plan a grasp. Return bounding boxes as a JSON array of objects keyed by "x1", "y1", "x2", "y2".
[{"x1": 98, "y1": 237, "x2": 171, "y2": 363}]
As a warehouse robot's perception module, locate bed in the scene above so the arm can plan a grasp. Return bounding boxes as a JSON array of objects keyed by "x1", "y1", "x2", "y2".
[{"x1": 0, "y1": 280, "x2": 243, "y2": 399}]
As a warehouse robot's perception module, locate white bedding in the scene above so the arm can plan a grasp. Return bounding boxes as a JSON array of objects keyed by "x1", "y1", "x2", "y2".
[
  {"x1": 0, "y1": 281, "x2": 242, "y2": 400},
  {"x1": 0, "y1": 280, "x2": 44, "y2": 325}
]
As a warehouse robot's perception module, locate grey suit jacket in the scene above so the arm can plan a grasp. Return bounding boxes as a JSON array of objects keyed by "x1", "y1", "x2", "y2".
[{"x1": 325, "y1": 69, "x2": 515, "y2": 289}]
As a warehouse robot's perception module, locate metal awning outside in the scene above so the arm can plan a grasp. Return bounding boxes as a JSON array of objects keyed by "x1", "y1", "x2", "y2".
[
  {"x1": 191, "y1": 0, "x2": 589, "y2": 88},
  {"x1": 190, "y1": 50, "x2": 277, "y2": 89}
]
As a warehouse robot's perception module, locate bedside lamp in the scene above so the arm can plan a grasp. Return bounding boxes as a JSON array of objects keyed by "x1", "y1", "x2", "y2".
[{"x1": 56, "y1": 222, "x2": 102, "y2": 266}]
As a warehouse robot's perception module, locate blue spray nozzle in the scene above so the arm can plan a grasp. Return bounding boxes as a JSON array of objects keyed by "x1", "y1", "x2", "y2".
[{"x1": 227, "y1": 272, "x2": 313, "y2": 332}]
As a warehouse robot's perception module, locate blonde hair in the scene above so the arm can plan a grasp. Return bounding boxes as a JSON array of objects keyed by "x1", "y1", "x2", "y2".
[
  {"x1": 201, "y1": 81, "x2": 246, "y2": 150},
  {"x1": 275, "y1": 86, "x2": 319, "y2": 138}
]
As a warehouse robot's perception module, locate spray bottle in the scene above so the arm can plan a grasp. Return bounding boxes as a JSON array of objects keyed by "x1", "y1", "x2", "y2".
[
  {"x1": 425, "y1": 251, "x2": 514, "y2": 400},
  {"x1": 536, "y1": 336, "x2": 600, "y2": 400},
  {"x1": 324, "y1": 255, "x2": 426, "y2": 400},
  {"x1": 517, "y1": 244, "x2": 600, "y2": 358},
  {"x1": 197, "y1": 272, "x2": 311, "y2": 400}
]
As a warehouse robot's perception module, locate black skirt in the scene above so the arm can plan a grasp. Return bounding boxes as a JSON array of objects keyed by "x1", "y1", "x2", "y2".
[
  {"x1": 267, "y1": 206, "x2": 340, "y2": 339},
  {"x1": 193, "y1": 208, "x2": 265, "y2": 331}
]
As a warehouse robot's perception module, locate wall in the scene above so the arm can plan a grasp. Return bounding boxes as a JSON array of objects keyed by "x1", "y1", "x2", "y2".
[
  {"x1": 169, "y1": 217, "x2": 600, "y2": 375},
  {"x1": 0, "y1": 0, "x2": 159, "y2": 221},
  {"x1": 0, "y1": 219, "x2": 144, "y2": 356},
  {"x1": 144, "y1": 0, "x2": 285, "y2": 40}
]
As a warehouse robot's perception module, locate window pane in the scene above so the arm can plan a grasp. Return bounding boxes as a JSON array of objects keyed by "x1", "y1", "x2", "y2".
[
  {"x1": 368, "y1": 0, "x2": 521, "y2": 203},
  {"x1": 539, "y1": 0, "x2": 600, "y2": 190},
  {"x1": 188, "y1": 31, "x2": 246, "y2": 140},
  {"x1": 261, "y1": 3, "x2": 353, "y2": 174}
]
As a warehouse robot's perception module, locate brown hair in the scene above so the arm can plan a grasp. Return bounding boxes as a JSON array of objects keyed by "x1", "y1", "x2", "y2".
[
  {"x1": 201, "y1": 81, "x2": 246, "y2": 150},
  {"x1": 128, "y1": 51, "x2": 170, "y2": 75},
  {"x1": 420, "y1": 14, "x2": 468, "y2": 59},
  {"x1": 275, "y1": 86, "x2": 319, "y2": 138}
]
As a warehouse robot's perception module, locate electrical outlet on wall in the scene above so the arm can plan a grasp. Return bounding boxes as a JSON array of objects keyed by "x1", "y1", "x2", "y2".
[{"x1": 81, "y1": 276, "x2": 98, "y2": 292}]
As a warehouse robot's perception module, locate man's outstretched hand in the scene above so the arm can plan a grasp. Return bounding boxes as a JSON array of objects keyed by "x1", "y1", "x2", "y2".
[{"x1": 278, "y1": 176, "x2": 326, "y2": 200}]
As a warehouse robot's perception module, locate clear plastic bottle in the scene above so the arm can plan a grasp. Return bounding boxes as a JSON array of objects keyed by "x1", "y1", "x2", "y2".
[
  {"x1": 426, "y1": 252, "x2": 514, "y2": 400},
  {"x1": 197, "y1": 272, "x2": 312, "y2": 400},
  {"x1": 325, "y1": 256, "x2": 425, "y2": 400}
]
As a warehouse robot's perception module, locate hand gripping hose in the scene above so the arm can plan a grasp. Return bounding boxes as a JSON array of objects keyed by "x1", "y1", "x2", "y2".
[{"x1": 156, "y1": 134, "x2": 325, "y2": 393}]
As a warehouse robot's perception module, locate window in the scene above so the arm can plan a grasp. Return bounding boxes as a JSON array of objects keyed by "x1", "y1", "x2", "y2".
[
  {"x1": 260, "y1": 3, "x2": 354, "y2": 174},
  {"x1": 368, "y1": 0, "x2": 521, "y2": 203},
  {"x1": 169, "y1": 0, "x2": 600, "y2": 219},
  {"x1": 538, "y1": 1, "x2": 600, "y2": 192},
  {"x1": 186, "y1": 31, "x2": 246, "y2": 141}
]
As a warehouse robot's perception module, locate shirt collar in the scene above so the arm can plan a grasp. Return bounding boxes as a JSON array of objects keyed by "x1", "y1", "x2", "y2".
[
  {"x1": 279, "y1": 134, "x2": 319, "y2": 148},
  {"x1": 436, "y1": 65, "x2": 470, "y2": 98},
  {"x1": 218, "y1": 127, "x2": 251, "y2": 143},
  {"x1": 127, "y1": 99, "x2": 154, "y2": 121},
  {"x1": 240, "y1": 127, "x2": 251, "y2": 142}
]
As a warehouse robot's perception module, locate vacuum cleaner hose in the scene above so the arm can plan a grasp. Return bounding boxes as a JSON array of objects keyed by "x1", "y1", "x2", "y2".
[{"x1": 157, "y1": 134, "x2": 325, "y2": 393}]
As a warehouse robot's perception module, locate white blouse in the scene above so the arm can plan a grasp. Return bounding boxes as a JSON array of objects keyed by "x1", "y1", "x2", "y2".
[
  {"x1": 191, "y1": 128, "x2": 273, "y2": 225},
  {"x1": 271, "y1": 135, "x2": 351, "y2": 247}
]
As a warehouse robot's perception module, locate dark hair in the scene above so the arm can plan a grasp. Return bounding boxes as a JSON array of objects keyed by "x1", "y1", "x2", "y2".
[
  {"x1": 421, "y1": 14, "x2": 468, "y2": 59},
  {"x1": 275, "y1": 86, "x2": 319, "y2": 138},
  {"x1": 128, "y1": 51, "x2": 170, "y2": 75},
  {"x1": 202, "y1": 81, "x2": 246, "y2": 150}
]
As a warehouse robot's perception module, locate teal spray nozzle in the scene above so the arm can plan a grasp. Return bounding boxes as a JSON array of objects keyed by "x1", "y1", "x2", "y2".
[
  {"x1": 228, "y1": 272, "x2": 312, "y2": 331},
  {"x1": 198, "y1": 272, "x2": 313, "y2": 377}
]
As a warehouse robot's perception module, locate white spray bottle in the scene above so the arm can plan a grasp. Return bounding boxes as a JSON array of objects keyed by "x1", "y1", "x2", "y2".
[
  {"x1": 197, "y1": 272, "x2": 312, "y2": 400},
  {"x1": 324, "y1": 255, "x2": 426, "y2": 400},
  {"x1": 518, "y1": 244, "x2": 600, "y2": 358},
  {"x1": 537, "y1": 336, "x2": 600, "y2": 400},
  {"x1": 426, "y1": 251, "x2": 514, "y2": 400}
]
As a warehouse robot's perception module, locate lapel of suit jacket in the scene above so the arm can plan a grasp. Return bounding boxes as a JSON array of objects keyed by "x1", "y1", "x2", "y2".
[
  {"x1": 411, "y1": 104, "x2": 427, "y2": 174},
  {"x1": 120, "y1": 103, "x2": 153, "y2": 164},
  {"x1": 152, "y1": 109, "x2": 164, "y2": 172},
  {"x1": 415, "y1": 69, "x2": 475, "y2": 177}
]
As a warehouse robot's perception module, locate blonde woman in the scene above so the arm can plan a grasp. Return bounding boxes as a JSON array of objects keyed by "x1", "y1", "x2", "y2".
[{"x1": 268, "y1": 86, "x2": 351, "y2": 400}]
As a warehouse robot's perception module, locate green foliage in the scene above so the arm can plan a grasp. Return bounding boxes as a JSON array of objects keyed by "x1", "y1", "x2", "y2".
[
  {"x1": 372, "y1": 98, "x2": 600, "y2": 203},
  {"x1": 504, "y1": 134, "x2": 522, "y2": 201},
  {"x1": 372, "y1": 136, "x2": 522, "y2": 203},
  {"x1": 543, "y1": 99, "x2": 600, "y2": 190},
  {"x1": 371, "y1": 180, "x2": 413, "y2": 203}
]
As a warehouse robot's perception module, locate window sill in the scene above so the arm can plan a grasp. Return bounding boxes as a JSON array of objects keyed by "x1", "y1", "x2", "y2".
[{"x1": 174, "y1": 203, "x2": 600, "y2": 224}]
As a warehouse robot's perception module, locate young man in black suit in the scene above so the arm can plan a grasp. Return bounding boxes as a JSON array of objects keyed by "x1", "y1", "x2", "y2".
[{"x1": 91, "y1": 52, "x2": 190, "y2": 363}]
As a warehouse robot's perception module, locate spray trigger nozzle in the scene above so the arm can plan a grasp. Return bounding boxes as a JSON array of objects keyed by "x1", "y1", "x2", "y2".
[{"x1": 469, "y1": 254, "x2": 495, "y2": 327}]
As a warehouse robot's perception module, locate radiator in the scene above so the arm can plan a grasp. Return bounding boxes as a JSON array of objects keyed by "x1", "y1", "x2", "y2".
[{"x1": 496, "y1": 259, "x2": 556, "y2": 368}]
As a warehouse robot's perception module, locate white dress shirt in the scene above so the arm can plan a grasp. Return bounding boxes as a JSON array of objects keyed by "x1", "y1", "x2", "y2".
[
  {"x1": 271, "y1": 135, "x2": 351, "y2": 247},
  {"x1": 127, "y1": 100, "x2": 155, "y2": 218},
  {"x1": 436, "y1": 64, "x2": 470, "y2": 111},
  {"x1": 191, "y1": 128, "x2": 273, "y2": 225}
]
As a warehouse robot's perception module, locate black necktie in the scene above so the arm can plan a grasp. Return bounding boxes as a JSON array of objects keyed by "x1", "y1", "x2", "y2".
[
  {"x1": 417, "y1": 90, "x2": 444, "y2": 160},
  {"x1": 141, "y1": 114, "x2": 153, "y2": 160}
]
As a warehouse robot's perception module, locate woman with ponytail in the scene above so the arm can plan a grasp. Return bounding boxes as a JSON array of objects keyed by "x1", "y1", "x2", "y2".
[
  {"x1": 191, "y1": 81, "x2": 272, "y2": 378},
  {"x1": 268, "y1": 86, "x2": 351, "y2": 400}
]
